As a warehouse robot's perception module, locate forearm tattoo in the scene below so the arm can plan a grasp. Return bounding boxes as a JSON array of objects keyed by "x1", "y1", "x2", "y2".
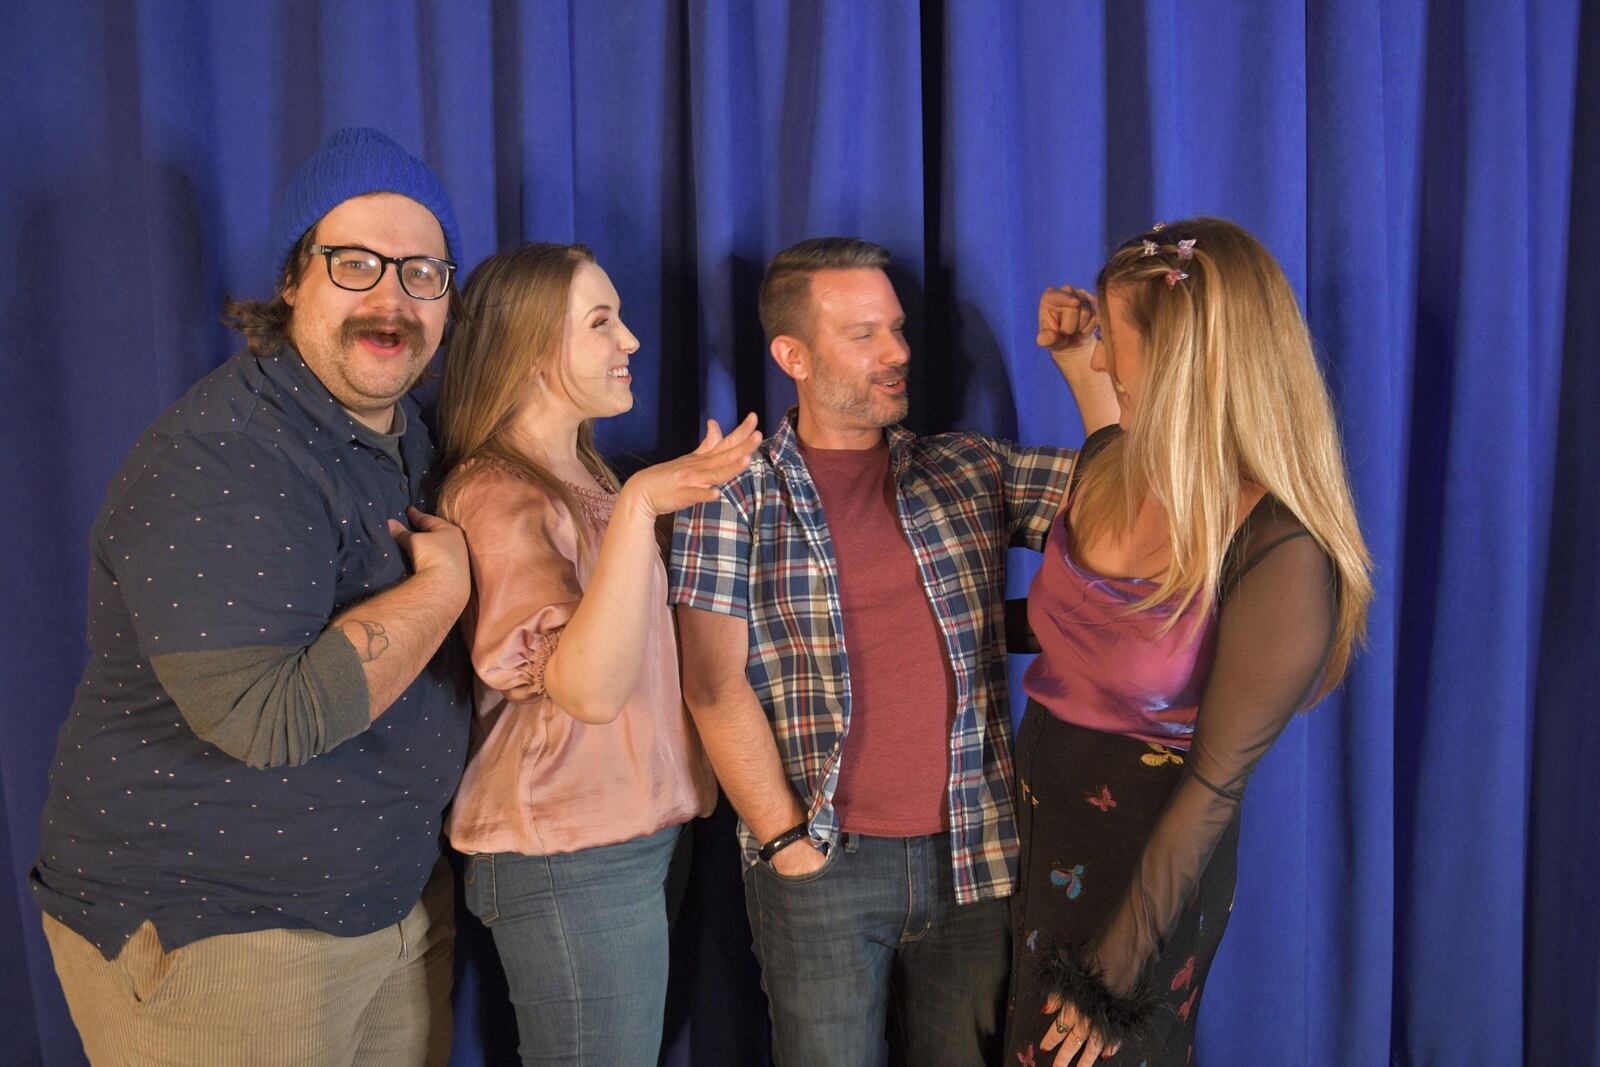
[{"x1": 341, "y1": 619, "x2": 390, "y2": 662}]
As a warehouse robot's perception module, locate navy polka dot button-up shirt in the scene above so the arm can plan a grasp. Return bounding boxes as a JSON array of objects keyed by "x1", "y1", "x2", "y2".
[{"x1": 32, "y1": 349, "x2": 469, "y2": 958}]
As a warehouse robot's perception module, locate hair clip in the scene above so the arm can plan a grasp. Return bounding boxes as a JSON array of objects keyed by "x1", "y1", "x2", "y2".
[
  {"x1": 1151, "y1": 221, "x2": 1167, "y2": 232},
  {"x1": 1165, "y1": 269, "x2": 1189, "y2": 288},
  {"x1": 1176, "y1": 238, "x2": 1196, "y2": 259},
  {"x1": 1141, "y1": 240, "x2": 1160, "y2": 257}
]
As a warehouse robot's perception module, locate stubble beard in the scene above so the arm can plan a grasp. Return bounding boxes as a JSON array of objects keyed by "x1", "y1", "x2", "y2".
[
  {"x1": 299, "y1": 314, "x2": 432, "y2": 417},
  {"x1": 812, "y1": 366, "x2": 909, "y2": 429}
]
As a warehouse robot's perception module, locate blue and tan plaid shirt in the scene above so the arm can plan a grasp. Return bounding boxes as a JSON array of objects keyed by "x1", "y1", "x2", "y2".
[{"x1": 670, "y1": 410, "x2": 1074, "y2": 904}]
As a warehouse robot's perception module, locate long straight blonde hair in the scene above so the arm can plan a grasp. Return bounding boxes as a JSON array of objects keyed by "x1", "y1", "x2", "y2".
[
  {"x1": 1073, "y1": 217, "x2": 1372, "y2": 702},
  {"x1": 434, "y1": 243, "x2": 619, "y2": 546}
]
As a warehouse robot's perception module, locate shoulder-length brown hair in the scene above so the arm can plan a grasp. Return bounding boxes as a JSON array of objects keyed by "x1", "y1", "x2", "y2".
[
  {"x1": 1074, "y1": 216, "x2": 1373, "y2": 703},
  {"x1": 433, "y1": 242, "x2": 618, "y2": 544}
]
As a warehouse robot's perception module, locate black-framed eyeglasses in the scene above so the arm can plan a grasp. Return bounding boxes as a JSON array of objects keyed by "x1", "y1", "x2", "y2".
[{"x1": 308, "y1": 244, "x2": 457, "y2": 301}]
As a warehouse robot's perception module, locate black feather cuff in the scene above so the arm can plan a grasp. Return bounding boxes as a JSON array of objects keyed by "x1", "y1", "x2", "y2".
[{"x1": 1035, "y1": 941, "x2": 1160, "y2": 1047}]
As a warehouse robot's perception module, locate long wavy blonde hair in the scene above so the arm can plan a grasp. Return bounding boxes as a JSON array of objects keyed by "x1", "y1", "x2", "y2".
[
  {"x1": 434, "y1": 243, "x2": 619, "y2": 545},
  {"x1": 1073, "y1": 217, "x2": 1372, "y2": 701}
]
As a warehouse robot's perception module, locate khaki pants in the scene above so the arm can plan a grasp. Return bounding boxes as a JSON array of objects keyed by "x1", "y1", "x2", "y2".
[{"x1": 41, "y1": 861, "x2": 455, "y2": 1067}]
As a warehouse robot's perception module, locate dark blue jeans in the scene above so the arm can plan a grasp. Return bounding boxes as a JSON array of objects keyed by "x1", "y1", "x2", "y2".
[
  {"x1": 463, "y1": 825, "x2": 680, "y2": 1066},
  {"x1": 743, "y1": 831, "x2": 1011, "y2": 1066}
]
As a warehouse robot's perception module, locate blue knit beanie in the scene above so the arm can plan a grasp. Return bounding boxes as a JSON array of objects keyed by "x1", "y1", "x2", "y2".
[{"x1": 272, "y1": 127, "x2": 462, "y2": 276}]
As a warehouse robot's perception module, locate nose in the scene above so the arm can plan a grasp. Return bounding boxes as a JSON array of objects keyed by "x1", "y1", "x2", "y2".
[
  {"x1": 363, "y1": 263, "x2": 410, "y2": 309},
  {"x1": 618, "y1": 319, "x2": 641, "y2": 354},
  {"x1": 884, "y1": 331, "x2": 910, "y2": 366}
]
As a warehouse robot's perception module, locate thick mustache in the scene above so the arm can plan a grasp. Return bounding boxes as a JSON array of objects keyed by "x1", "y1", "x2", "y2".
[{"x1": 341, "y1": 314, "x2": 424, "y2": 351}]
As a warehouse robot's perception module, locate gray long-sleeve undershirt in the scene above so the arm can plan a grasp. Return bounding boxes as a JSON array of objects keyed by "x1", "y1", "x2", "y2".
[{"x1": 151, "y1": 627, "x2": 370, "y2": 769}]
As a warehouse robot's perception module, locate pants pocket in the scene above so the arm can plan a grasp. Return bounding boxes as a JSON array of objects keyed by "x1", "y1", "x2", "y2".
[
  {"x1": 462, "y1": 854, "x2": 499, "y2": 924},
  {"x1": 758, "y1": 841, "x2": 843, "y2": 887},
  {"x1": 116, "y1": 920, "x2": 186, "y2": 1008}
]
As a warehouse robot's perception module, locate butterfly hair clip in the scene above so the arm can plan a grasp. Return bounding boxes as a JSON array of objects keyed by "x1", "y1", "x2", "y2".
[{"x1": 1165, "y1": 268, "x2": 1189, "y2": 288}]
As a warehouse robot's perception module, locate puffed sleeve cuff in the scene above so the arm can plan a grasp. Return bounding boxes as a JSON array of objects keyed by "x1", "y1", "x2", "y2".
[
  {"x1": 1036, "y1": 940, "x2": 1160, "y2": 1047},
  {"x1": 517, "y1": 627, "x2": 562, "y2": 699}
]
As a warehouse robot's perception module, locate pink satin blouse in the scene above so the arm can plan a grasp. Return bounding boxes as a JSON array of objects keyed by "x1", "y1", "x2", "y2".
[{"x1": 445, "y1": 459, "x2": 716, "y2": 856}]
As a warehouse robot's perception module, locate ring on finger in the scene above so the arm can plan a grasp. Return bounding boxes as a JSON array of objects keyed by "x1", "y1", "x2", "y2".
[{"x1": 1053, "y1": 1019, "x2": 1069, "y2": 1034}]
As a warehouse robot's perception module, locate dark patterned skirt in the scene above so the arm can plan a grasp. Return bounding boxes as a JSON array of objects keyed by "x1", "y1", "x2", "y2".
[{"x1": 1004, "y1": 700, "x2": 1240, "y2": 1067}]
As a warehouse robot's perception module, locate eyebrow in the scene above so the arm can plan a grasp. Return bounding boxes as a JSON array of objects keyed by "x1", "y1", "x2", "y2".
[{"x1": 585, "y1": 304, "x2": 614, "y2": 316}]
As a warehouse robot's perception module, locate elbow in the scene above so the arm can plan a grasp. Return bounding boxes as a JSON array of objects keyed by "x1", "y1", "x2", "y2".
[
  {"x1": 680, "y1": 679, "x2": 733, "y2": 724},
  {"x1": 541, "y1": 667, "x2": 624, "y2": 725},
  {"x1": 237, "y1": 742, "x2": 306, "y2": 771},
  {"x1": 679, "y1": 676, "x2": 713, "y2": 717},
  {"x1": 557, "y1": 697, "x2": 623, "y2": 725},
  {"x1": 157, "y1": 641, "x2": 369, "y2": 769},
  {"x1": 180, "y1": 707, "x2": 308, "y2": 770}
]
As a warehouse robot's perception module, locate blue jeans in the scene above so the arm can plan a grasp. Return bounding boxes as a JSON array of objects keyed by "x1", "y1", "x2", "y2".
[
  {"x1": 743, "y1": 831, "x2": 1011, "y2": 1067},
  {"x1": 462, "y1": 825, "x2": 681, "y2": 1066}
]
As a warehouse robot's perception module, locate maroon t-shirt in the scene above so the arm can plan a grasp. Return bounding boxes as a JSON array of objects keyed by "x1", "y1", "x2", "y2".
[{"x1": 799, "y1": 437, "x2": 956, "y2": 837}]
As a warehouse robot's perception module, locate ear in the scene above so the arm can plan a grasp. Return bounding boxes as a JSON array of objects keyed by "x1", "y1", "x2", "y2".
[
  {"x1": 281, "y1": 255, "x2": 308, "y2": 307},
  {"x1": 769, "y1": 335, "x2": 809, "y2": 383}
]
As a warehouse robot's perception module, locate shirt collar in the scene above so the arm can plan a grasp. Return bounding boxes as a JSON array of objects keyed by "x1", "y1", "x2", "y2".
[
  {"x1": 765, "y1": 406, "x2": 915, "y2": 480},
  {"x1": 258, "y1": 347, "x2": 417, "y2": 452}
]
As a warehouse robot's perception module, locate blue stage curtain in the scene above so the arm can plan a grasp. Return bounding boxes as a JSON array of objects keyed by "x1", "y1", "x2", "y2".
[{"x1": 1, "y1": 2, "x2": 1591, "y2": 1063}]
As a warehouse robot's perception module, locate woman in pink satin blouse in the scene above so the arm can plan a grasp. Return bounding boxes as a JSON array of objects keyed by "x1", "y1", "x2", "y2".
[{"x1": 433, "y1": 242, "x2": 758, "y2": 1065}]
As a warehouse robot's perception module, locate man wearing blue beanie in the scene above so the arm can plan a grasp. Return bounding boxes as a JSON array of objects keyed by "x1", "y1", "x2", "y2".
[{"x1": 32, "y1": 128, "x2": 471, "y2": 1066}]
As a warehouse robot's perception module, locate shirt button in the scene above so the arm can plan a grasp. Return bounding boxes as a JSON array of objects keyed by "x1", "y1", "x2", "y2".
[
  {"x1": 375, "y1": 453, "x2": 389, "y2": 463},
  {"x1": 400, "y1": 482, "x2": 410, "y2": 494}
]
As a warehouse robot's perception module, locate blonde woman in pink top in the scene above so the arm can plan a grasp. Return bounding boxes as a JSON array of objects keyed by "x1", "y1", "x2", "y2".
[{"x1": 433, "y1": 242, "x2": 758, "y2": 1065}]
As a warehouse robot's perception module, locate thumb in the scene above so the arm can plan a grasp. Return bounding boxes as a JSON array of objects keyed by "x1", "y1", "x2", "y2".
[
  {"x1": 388, "y1": 519, "x2": 413, "y2": 553},
  {"x1": 695, "y1": 418, "x2": 724, "y2": 453}
]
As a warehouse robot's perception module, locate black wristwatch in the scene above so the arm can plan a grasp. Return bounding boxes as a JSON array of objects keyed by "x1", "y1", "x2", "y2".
[{"x1": 757, "y1": 820, "x2": 812, "y2": 863}]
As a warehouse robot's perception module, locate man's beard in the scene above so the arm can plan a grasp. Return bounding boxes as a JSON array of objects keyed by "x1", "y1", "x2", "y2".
[{"x1": 812, "y1": 365, "x2": 909, "y2": 427}]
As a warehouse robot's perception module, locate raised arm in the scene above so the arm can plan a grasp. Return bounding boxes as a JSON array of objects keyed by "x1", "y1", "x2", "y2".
[
  {"x1": 453, "y1": 416, "x2": 761, "y2": 725},
  {"x1": 542, "y1": 415, "x2": 760, "y2": 721},
  {"x1": 1037, "y1": 284, "x2": 1120, "y2": 437}
]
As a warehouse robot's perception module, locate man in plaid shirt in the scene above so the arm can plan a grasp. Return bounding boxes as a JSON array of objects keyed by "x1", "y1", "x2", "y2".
[{"x1": 671, "y1": 238, "x2": 1115, "y2": 1065}]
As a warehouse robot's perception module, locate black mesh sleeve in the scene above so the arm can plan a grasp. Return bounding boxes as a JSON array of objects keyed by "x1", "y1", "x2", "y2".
[{"x1": 1040, "y1": 500, "x2": 1338, "y2": 1035}]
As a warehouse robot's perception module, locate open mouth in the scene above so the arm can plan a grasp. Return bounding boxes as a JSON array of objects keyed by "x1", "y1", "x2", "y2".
[
  {"x1": 359, "y1": 329, "x2": 405, "y2": 356},
  {"x1": 342, "y1": 315, "x2": 421, "y2": 359},
  {"x1": 607, "y1": 366, "x2": 631, "y2": 381}
]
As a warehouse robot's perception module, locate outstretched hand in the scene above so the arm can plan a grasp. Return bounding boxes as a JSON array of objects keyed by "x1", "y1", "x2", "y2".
[{"x1": 620, "y1": 412, "x2": 762, "y2": 520}]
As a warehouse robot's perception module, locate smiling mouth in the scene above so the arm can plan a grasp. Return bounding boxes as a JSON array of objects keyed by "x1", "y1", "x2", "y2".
[
  {"x1": 342, "y1": 315, "x2": 421, "y2": 358},
  {"x1": 359, "y1": 329, "x2": 405, "y2": 355},
  {"x1": 607, "y1": 366, "x2": 631, "y2": 380}
]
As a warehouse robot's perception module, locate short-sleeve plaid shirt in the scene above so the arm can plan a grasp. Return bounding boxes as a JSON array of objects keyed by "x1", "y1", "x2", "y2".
[{"x1": 670, "y1": 410, "x2": 1074, "y2": 904}]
